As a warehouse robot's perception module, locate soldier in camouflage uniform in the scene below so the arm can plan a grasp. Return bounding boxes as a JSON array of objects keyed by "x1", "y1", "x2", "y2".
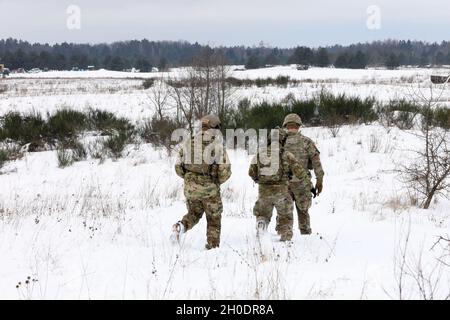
[
  {"x1": 282, "y1": 113, "x2": 324, "y2": 235},
  {"x1": 172, "y1": 115, "x2": 232, "y2": 250},
  {"x1": 248, "y1": 128, "x2": 310, "y2": 241}
]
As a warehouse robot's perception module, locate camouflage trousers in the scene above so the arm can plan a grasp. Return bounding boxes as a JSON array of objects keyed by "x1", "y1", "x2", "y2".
[
  {"x1": 289, "y1": 181, "x2": 312, "y2": 234},
  {"x1": 181, "y1": 195, "x2": 223, "y2": 248},
  {"x1": 253, "y1": 184, "x2": 294, "y2": 240}
]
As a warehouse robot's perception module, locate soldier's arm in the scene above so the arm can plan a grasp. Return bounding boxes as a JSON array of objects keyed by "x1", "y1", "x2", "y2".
[
  {"x1": 248, "y1": 156, "x2": 259, "y2": 183},
  {"x1": 285, "y1": 152, "x2": 309, "y2": 182},
  {"x1": 307, "y1": 141, "x2": 324, "y2": 180},
  {"x1": 216, "y1": 149, "x2": 231, "y2": 184},
  {"x1": 174, "y1": 148, "x2": 186, "y2": 178}
]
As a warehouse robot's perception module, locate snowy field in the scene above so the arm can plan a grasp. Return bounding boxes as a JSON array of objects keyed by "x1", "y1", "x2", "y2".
[
  {"x1": 0, "y1": 68, "x2": 449, "y2": 299},
  {"x1": 2, "y1": 67, "x2": 450, "y2": 121}
]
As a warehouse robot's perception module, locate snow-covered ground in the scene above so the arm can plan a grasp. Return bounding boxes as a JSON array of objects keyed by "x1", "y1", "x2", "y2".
[
  {"x1": 8, "y1": 66, "x2": 450, "y2": 82},
  {"x1": 0, "y1": 69, "x2": 449, "y2": 299},
  {"x1": 2, "y1": 67, "x2": 450, "y2": 121}
]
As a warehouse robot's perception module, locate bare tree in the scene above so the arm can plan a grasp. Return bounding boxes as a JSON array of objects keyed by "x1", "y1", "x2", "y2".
[
  {"x1": 399, "y1": 84, "x2": 450, "y2": 209},
  {"x1": 324, "y1": 112, "x2": 344, "y2": 138},
  {"x1": 168, "y1": 49, "x2": 234, "y2": 134},
  {"x1": 169, "y1": 74, "x2": 196, "y2": 134},
  {"x1": 147, "y1": 76, "x2": 169, "y2": 120},
  {"x1": 212, "y1": 53, "x2": 236, "y2": 121},
  {"x1": 388, "y1": 223, "x2": 450, "y2": 300}
]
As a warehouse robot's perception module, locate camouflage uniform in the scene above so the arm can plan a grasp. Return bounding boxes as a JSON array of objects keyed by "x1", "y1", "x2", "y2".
[
  {"x1": 248, "y1": 132, "x2": 310, "y2": 241},
  {"x1": 283, "y1": 114, "x2": 324, "y2": 234},
  {"x1": 175, "y1": 122, "x2": 231, "y2": 249}
]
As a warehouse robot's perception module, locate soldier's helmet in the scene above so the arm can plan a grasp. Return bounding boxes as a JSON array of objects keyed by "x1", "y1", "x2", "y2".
[
  {"x1": 282, "y1": 113, "x2": 302, "y2": 128},
  {"x1": 201, "y1": 114, "x2": 221, "y2": 129}
]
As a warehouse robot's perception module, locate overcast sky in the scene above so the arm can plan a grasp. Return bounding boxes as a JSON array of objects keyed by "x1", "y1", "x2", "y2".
[{"x1": 1, "y1": 0, "x2": 449, "y2": 47}]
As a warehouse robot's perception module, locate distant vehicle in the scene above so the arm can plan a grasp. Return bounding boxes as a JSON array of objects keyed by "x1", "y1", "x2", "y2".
[
  {"x1": 87, "y1": 66, "x2": 95, "y2": 71},
  {"x1": 2, "y1": 68, "x2": 10, "y2": 76},
  {"x1": 124, "y1": 67, "x2": 140, "y2": 73},
  {"x1": 151, "y1": 67, "x2": 159, "y2": 72},
  {"x1": 28, "y1": 68, "x2": 42, "y2": 73},
  {"x1": 296, "y1": 65, "x2": 309, "y2": 71},
  {"x1": 430, "y1": 75, "x2": 450, "y2": 84},
  {"x1": 71, "y1": 67, "x2": 79, "y2": 71}
]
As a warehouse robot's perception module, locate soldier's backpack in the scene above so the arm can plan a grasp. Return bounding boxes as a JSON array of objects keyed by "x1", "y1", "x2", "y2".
[
  {"x1": 256, "y1": 147, "x2": 284, "y2": 183},
  {"x1": 182, "y1": 134, "x2": 218, "y2": 177}
]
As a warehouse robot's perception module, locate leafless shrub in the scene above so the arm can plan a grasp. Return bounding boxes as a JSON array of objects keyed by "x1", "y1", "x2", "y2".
[
  {"x1": 56, "y1": 148, "x2": 74, "y2": 168},
  {"x1": 326, "y1": 115, "x2": 343, "y2": 138},
  {"x1": 368, "y1": 134, "x2": 381, "y2": 153},
  {"x1": 168, "y1": 49, "x2": 235, "y2": 133},
  {"x1": 138, "y1": 116, "x2": 178, "y2": 155},
  {"x1": 87, "y1": 138, "x2": 106, "y2": 160},
  {"x1": 398, "y1": 85, "x2": 450, "y2": 209},
  {"x1": 0, "y1": 84, "x2": 7, "y2": 94},
  {"x1": 147, "y1": 77, "x2": 170, "y2": 120},
  {"x1": 388, "y1": 223, "x2": 450, "y2": 300}
]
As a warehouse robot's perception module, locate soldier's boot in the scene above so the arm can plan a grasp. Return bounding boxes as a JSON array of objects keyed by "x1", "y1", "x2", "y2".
[
  {"x1": 170, "y1": 221, "x2": 185, "y2": 244},
  {"x1": 298, "y1": 210, "x2": 312, "y2": 235},
  {"x1": 279, "y1": 233, "x2": 293, "y2": 242},
  {"x1": 278, "y1": 225, "x2": 293, "y2": 241},
  {"x1": 256, "y1": 219, "x2": 268, "y2": 237},
  {"x1": 205, "y1": 242, "x2": 219, "y2": 250}
]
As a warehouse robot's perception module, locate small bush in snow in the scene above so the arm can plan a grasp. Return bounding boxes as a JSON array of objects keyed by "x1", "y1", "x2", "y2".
[
  {"x1": 47, "y1": 109, "x2": 88, "y2": 142},
  {"x1": 87, "y1": 139, "x2": 106, "y2": 160},
  {"x1": 87, "y1": 109, "x2": 133, "y2": 135},
  {"x1": 56, "y1": 148, "x2": 74, "y2": 168},
  {"x1": 368, "y1": 134, "x2": 381, "y2": 153},
  {"x1": 377, "y1": 100, "x2": 420, "y2": 130},
  {"x1": 138, "y1": 116, "x2": 178, "y2": 154},
  {"x1": 72, "y1": 141, "x2": 87, "y2": 162},
  {"x1": 0, "y1": 149, "x2": 8, "y2": 168},
  {"x1": 0, "y1": 112, "x2": 47, "y2": 150},
  {"x1": 0, "y1": 84, "x2": 7, "y2": 94},
  {"x1": 102, "y1": 132, "x2": 131, "y2": 159},
  {"x1": 142, "y1": 78, "x2": 156, "y2": 89},
  {"x1": 431, "y1": 107, "x2": 450, "y2": 129}
]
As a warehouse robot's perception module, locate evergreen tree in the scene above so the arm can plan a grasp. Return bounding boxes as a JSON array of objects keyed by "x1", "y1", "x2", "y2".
[
  {"x1": 290, "y1": 46, "x2": 314, "y2": 65},
  {"x1": 334, "y1": 53, "x2": 349, "y2": 68},
  {"x1": 316, "y1": 48, "x2": 330, "y2": 67},
  {"x1": 435, "y1": 52, "x2": 445, "y2": 65},
  {"x1": 349, "y1": 51, "x2": 367, "y2": 69},
  {"x1": 386, "y1": 53, "x2": 400, "y2": 69},
  {"x1": 136, "y1": 58, "x2": 152, "y2": 72},
  {"x1": 158, "y1": 57, "x2": 168, "y2": 71},
  {"x1": 245, "y1": 54, "x2": 261, "y2": 69},
  {"x1": 110, "y1": 56, "x2": 124, "y2": 71}
]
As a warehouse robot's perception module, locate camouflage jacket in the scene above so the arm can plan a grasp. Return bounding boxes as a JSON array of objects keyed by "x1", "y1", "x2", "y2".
[
  {"x1": 284, "y1": 131, "x2": 324, "y2": 182},
  {"x1": 175, "y1": 130, "x2": 231, "y2": 200},
  {"x1": 248, "y1": 146, "x2": 310, "y2": 197}
]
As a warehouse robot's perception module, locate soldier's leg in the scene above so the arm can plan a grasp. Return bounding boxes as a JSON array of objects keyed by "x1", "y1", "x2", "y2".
[
  {"x1": 253, "y1": 197, "x2": 274, "y2": 227},
  {"x1": 204, "y1": 195, "x2": 223, "y2": 249},
  {"x1": 181, "y1": 199, "x2": 204, "y2": 231},
  {"x1": 274, "y1": 194, "x2": 294, "y2": 241},
  {"x1": 290, "y1": 182, "x2": 312, "y2": 234}
]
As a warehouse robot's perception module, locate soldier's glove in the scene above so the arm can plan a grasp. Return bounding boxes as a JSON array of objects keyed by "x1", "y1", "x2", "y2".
[
  {"x1": 315, "y1": 179, "x2": 323, "y2": 196},
  {"x1": 210, "y1": 164, "x2": 220, "y2": 184}
]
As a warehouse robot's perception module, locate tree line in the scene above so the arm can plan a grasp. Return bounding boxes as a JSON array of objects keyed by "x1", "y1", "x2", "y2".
[{"x1": 1, "y1": 38, "x2": 450, "y2": 71}]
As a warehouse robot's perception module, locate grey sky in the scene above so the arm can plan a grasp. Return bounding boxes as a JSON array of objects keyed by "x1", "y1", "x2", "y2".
[{"x1": 1, "y1": 0, "x2": 449, "y2": 47}]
